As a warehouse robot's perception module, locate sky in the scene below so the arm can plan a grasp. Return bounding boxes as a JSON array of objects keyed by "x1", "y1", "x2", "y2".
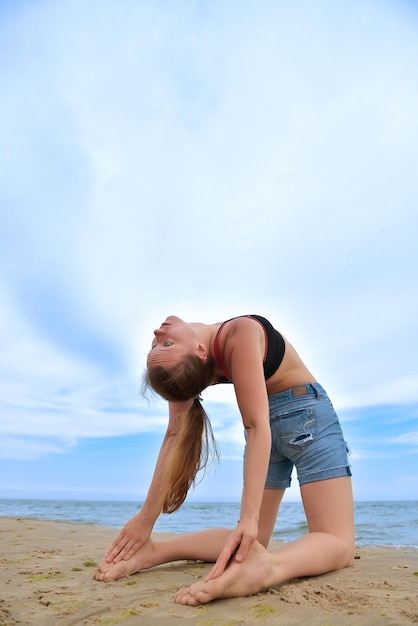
[{"x1": 0, "y1": 0, "x2": 417, "y2": 506}]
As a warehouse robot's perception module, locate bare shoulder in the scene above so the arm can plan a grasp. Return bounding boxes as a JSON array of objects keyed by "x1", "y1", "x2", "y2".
[
  {"x1": 222, "y1": 318, "x2": 269, "y2": 415},
  {"x1": 219, "y1": 317, "x2": 265, "y2": 371}
]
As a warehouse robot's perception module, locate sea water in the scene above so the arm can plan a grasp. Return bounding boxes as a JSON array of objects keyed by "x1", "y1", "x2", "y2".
[{"x1": 0, "y1": 499, "x2": 417, "y2": 548}]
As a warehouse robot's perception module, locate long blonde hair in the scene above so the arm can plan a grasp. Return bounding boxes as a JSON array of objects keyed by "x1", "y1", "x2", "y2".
[{"x1": 143, "y1": 354, "x2": 219, "y2": 513}]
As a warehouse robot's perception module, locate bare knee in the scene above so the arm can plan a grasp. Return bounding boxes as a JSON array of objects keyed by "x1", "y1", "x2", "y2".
[
  {"x1": 336, "y1": 537, "x2": 355, "y2": 569},
  {"x1": 314, "y1": 532, "x2": 355, "y2": 570}
]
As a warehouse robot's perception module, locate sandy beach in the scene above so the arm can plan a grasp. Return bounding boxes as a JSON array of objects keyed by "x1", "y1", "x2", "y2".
[{"x1": 0, "y1": 517, "x2": 417, "y2": 625}]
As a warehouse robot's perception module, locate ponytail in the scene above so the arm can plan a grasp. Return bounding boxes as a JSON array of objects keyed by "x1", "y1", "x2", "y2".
[
  {"x1": 143, "y1": 354, "x2": 219, "y2": 513},
  {"x1": 161, "y1": 397, "x2": 218, "y2": 513}
]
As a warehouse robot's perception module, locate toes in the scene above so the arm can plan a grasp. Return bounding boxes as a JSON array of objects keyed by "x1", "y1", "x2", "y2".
[
  {"x1": 175, "y1": 585, "x2": 213, "y2": 606},
  {"x1": 93, "y1": 567, "x2": 111, "y2": 582},
  {"x1": 175, "y1": 587, "x2": 190, "y2": 603},
  {"x1": 175, "y1": 588, "x2": 199, "y2": 606},
  {"x1": 176, "y1": 593, "x2": 198, "y2": 606},
  {"x1": 194, "y1": 590, "x2": 212, "y2": 605}
]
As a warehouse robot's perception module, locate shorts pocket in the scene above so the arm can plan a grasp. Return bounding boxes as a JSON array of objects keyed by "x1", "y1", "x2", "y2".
[{"x1": 272, "y1": 406, "x2": 317, "y2": 450}]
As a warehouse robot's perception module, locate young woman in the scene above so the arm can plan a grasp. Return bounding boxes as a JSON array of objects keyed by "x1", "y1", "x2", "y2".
[{"x1": 94, "y1": 314, "x2": 354, "y2": 605}]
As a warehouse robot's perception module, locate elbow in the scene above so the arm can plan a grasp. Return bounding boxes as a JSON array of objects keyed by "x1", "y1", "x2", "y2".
[{"x1": 244, "y1": 423, "x2": 272, "y2": 446}]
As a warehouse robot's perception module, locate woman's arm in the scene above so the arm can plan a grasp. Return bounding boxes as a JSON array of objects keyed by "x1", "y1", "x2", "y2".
[
  {"x1": 206, "y1": 318, "x2": 271, "y2": 579},
  {"x1": 105, "y1": 400, "x2": 192, "y2": 563}
]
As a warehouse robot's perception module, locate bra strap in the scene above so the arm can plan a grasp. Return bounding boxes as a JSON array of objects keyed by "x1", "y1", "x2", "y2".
[{"x1": 213, "y1": 321, "x2": 232, "y2": 380}]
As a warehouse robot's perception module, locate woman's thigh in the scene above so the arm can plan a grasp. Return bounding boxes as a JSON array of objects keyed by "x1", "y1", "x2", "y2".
[{"x1": 301, "y1": 476, "x2": 354, "y2": 543}]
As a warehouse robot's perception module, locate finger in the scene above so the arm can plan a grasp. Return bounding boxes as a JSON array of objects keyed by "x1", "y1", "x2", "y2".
[
  {"x1": 105, "y1": 548, "x2": 120, "y2": 563},
  {"x1": 121, "y1": 542, "x2": 140, "y2": 561},
  {"x1": 234, "y1": 535, "x2": 254, "y2": 563},
  {"x1": 204, "y1": 548, "x2": 233, "y2": 581},
  {"x1": 204, "y1": 559, "x2": 225, "y2": 581},
  {"x1": 112, "y1": 544, "x2": 131, "y2": 563},
  {"x1": 105, "y1": 533, "x2": 124, "y2": 556},
  {"x1": 105, "y1": 544, "x2": 116, "y2": 560},
  {"x1": 112, "y1": 538, "x2": 142, "y2": 563},
  {"x1": 105, "y1": 545, "x2": 123, "y2": 562},
  {"x1": 105, "y1": 537, "x2": 128, "y2": 562},
  {"x1": 203, "y1": 563, "x2": 218, "y2": 582},
  {"x1": 203, "y1": 530, "x2": 242, "y2": 581}
]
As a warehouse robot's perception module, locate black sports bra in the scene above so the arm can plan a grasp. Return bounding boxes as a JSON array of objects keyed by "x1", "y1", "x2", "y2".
[{"x1": 213, "y1": 314, "x2": 285, "y2": 383}]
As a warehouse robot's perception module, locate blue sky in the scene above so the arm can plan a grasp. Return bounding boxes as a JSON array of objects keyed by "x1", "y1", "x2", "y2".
[{"x1": 0, "y1": 0, "x2": 417, "y2": 504}]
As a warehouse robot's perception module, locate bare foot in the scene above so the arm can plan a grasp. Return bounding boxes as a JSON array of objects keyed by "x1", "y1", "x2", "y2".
[
  {"x1": 175, "y1": 540, "x2": 276, "y2": 605},
  {"x1": 93, "y1": 537, "x2": 157, "y2": 582}
]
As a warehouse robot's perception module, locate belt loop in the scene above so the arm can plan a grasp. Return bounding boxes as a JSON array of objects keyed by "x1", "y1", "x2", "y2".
[{"x1": 308, "y1": 383, "x2": 318, "y2": 398}]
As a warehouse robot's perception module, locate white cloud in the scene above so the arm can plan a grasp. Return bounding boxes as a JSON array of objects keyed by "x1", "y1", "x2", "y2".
[
  {"x1": 391, "y1": 431, "x2": 418, "y2": 446},
  {"x1": 0, "y1": 437, "x2": 68, "y2": 461},
  {"x1": 348, "y1": 449, "x2": 398, "y2": 462}
]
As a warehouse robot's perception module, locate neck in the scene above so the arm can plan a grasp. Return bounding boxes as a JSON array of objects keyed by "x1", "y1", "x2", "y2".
[{"x1": 189, "y1": 321, "x2": 222, "y2": 359}]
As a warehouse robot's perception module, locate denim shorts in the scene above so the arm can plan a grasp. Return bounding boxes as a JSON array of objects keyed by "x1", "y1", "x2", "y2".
[{"x1": 250, "y1": 383, "x2": 351, "y2": 490}]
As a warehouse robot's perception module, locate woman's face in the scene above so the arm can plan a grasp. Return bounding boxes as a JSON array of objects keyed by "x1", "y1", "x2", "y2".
[{"x1": 147, "y1": 316, "x2": 201, "y2": 367}]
